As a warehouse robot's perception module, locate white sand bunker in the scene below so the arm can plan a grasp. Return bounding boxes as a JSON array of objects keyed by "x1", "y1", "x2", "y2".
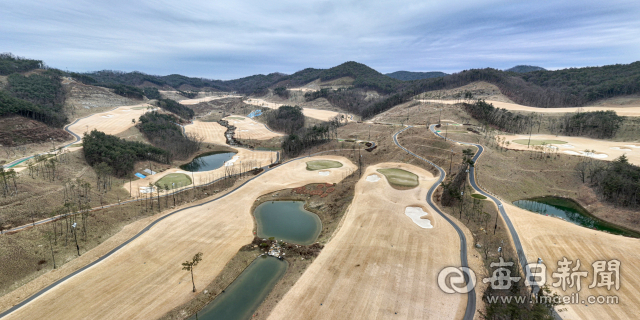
[
  {"x1": 404, "y1": 207, "x2": 433, "y2": 229},
  {"x1": 366, "y1": 174, "x2": 381, "y2": 182},
  {"x1": 240, "y1": 130, "x2": 249, "y2": 132},
  {"x1": 624, "y1": 145, "x2": 640, "y2": 149},
  {"x1": 318, "y1": 171, "x2": 330, "y2": 176},
  {"x1": 224, "y1": 155, "x2": 240, "y2": 166},
  {"x1": 101, "y1": 115, "x2": 114, "y2": 118},
  {"x1": 557, "y1": 144, "x2": 575, "y2": 148},
  {"x1": 563, "y1": 150, "x2": 608, "y2": 159},
  {"x1": 611, "y1": 147, "x2": 632, "y2": 151}
]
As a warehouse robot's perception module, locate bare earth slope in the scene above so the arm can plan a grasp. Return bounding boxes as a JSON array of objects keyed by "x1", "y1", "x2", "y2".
[
  {"x1": 268, "y1": 163, "x2": 466, "y2": 320},
  {"x1": 2, "y1": 155, "x2": 356, "y2": 320}
]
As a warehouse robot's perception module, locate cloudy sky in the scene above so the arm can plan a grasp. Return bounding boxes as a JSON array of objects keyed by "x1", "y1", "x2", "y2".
[{"x1": 2, "y1": 0, "x2": 639, "y2": 79}]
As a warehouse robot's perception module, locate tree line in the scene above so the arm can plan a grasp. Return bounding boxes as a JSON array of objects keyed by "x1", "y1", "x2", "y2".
[
  {"x1": 555, "y1": 110, "x2": 623, "y2": 139},
  {"x1": 82, "y1": 129, "x2": 170, "y2": 177},
  {"x1": 137, "y1": 112, "x2": 202, "y2": 160}
]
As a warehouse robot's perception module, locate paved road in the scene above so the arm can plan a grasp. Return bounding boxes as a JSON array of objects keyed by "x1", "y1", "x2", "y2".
[
  {"x1": 427, "y1": 124, "x2": 535, "y2": 294},
  {"x1": 392, "y1": 126, "x2": 476, "y2": 320}
]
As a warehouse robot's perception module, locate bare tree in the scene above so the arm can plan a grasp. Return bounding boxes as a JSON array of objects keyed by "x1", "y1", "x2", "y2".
[{"x1": 182, "y1": 252, "x2": 203, "y2": 292}]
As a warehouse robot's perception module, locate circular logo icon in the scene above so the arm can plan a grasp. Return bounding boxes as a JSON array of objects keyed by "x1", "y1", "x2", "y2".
[{"x1": 438, "y1": 266, "x2": 477, "y2": 294}]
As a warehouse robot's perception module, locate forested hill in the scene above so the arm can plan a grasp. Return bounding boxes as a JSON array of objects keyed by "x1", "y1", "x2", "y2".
[
  {"x1": 385, "y1": 71, "x2": 448, "y2": 81},
  {"x1": 362, "y1": 61, "x2": 640, "y2": 118},
  {"x1": 80, "y1": 61, "x2": 402, "y2": 95},
  {"x1": 505, "y1": 65, "x2": 546, "y2": 73}
]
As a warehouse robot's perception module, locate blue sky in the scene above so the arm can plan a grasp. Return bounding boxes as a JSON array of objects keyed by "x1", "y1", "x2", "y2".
[{"x1": 2, "y1": 0, "x2": 639, "y2": 79}]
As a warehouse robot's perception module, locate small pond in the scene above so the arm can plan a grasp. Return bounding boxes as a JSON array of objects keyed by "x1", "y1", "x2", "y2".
[
  {"x1": 513, "y1": 197, "x2": 640, "y2": 238},
  {"x1": 180, "y1": 151, "x2": 236, "y2": 172},
  {"x1": 254, "y1": 201, "x2": 322, "y2": 245},
  {"x1": 189, "y1": 256, "x2": 287, "y2": 320}
]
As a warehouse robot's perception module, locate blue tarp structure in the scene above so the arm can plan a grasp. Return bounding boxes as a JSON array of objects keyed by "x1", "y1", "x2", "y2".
[
  {"x1": 247, "y1": 109, "x2": 262, "y2": 118},
  {"x1": 135, "y1": 173, "x2": 146, "y2": 179}
]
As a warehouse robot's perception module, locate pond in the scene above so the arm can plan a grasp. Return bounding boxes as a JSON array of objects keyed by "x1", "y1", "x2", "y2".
[
  {"x1": 513, "y1": 197, "x2": 640, "y2": 238},
  {"x1": 189, "y1": 256, "x2": 287, "y2": 320},
  {"x1": 254, "y1": 201, "x2": 322, "y2": 245},
  {"x1": 180, "y1": 151, "x2": 237, "y2": 172}
]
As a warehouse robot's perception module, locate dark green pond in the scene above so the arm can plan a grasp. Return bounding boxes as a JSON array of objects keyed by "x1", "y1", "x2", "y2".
[
  {"x1": 189, "y1": 256, "x2": 287, "y2": 320},
  {"x1": 180, "y1": 151, "x2": 236, "y2": 172},
  {"x1": 254, "y1": 201, "x2": 322, "y2": 245},
  {"x1": 513, "y1": 197, "x2": 640, "y2": 238}
]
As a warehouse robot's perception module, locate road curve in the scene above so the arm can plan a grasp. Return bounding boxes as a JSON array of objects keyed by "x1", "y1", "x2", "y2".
[
  {"x1": 392, "y1": 126, "x2": 476, "y2": 320},
  {"x1": 428, "y1": 124, "x2": 535, "y2": 293}
]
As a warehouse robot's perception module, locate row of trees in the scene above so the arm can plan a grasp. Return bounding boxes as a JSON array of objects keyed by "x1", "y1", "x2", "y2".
[
  {"x1": 281, "y1": 119, "x2": 342, "y2": 158},
  {"x1": 0, "y1": 167, "x2": 18, "y2": 197},
  {"x1": 137, "y1": 112, "x2": 202, "y2": 160},
  {"x1": 555, "y1": 110, "x2": 623, "y2": 139},
  {"x1": 82, "y1": 129, "x2": 170, "y2": 177},
  {"x1": 463, "y1": 100, "x2": 535, "y2": 134}
]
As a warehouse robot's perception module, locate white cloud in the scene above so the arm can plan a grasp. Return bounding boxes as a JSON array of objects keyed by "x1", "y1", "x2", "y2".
[{"x1": 1, "y1": 0, "x2": 638, "y2": 78}]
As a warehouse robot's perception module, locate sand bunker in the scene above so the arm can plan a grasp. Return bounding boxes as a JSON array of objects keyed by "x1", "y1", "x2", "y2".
[
  {"x1": 366, "y1": 174, "x2": 381, "y2": 182},
  {"x1": 557, "y1": 144, "x2": 575, "y2": 148},
  {"x1": 101, "y1": 115, "x2": 114, "y2": 118},
  {"x1": 404, "y1": 207, "x2": 433, "y2": 228},
  {"x1": 318, "y1": 171, "x2": 330, "y2": 176},
  {"x1": 611, "y1": 147, "x2": 632, "y2": 151},
  {"x1": 624, "y1": 144, "x2": 640, "y2": 149},
  {"x1": 563, "y1": 150, "x2": 608, "y2": 159}
]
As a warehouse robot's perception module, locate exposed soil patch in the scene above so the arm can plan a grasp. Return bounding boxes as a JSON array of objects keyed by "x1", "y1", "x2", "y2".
[{"x1": 0, "y1": 115, "x2": 72, "y2": 147}]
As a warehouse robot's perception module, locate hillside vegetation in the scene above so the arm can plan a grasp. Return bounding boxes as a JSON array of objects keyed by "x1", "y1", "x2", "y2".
[
  {"x1": 137, "y1": 112, "x2": 201, "y2": 160},
  {"x1": 505, "y1": 65, "x2": 546, "y2": 73},
  {"x1": 0, "y1": 53, "x2": 43, "y2": 75},
  {"x1": 82, "y1": 129, "x2": 170, "y2": 177},
  {"x1": 385, "y1": 71, "x2": 448, "y2": 81}
]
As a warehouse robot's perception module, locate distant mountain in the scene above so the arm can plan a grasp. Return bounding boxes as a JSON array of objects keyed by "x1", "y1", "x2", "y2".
[
  {"x1": 385, "y1": 71, "x2": 448, "y2": 81},
  {"x1": 505, "y1": 65, "x2": 546, "y2": 73}
]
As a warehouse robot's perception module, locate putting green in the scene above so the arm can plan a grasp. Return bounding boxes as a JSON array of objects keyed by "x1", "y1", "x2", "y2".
[
  {"x1": 156, "y1": 173, "x2": 192, "y2": 189},
  {"x1": 130, "y1": 106, "x2": 150, "y2": 110},
  {"x1": 471, "y1": 193, "x2": 487, "y2": 200},
  {"x1": 227, "y1": 117, "x2": 245, "y2": 120},
  {"x1": 512, "y1": 139, "x2": 567, "y2": 146},
  {"x1": 376, "y1": 168, "x2": 419, "y2": 189},
  {"x1": 306, "y1": 160, "x2": 343, "y2": 171}
]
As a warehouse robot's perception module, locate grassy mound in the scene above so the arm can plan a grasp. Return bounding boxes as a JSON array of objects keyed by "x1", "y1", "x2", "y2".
[
  {"x1": 512, "y1": 139, "x2": 567, "y2": 145},
  {"x1": 376, "y1": 168, "x2": 418, "y2": 189},
  {"x1": 306, "y1": 160, "x2": 343, "y2": 171},
  {"x1": 156, "y1": 173, "x2": 192, "y2": 189}
]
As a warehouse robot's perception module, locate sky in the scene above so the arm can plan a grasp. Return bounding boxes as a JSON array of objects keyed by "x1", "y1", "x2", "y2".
[{"x1": 2, "y1": 0, "x2": 639, "y2": 80}]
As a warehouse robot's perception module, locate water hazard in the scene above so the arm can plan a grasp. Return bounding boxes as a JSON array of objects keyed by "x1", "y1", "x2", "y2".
[
  {"x1": 180, "y1": 151, "x2": 236, "y2": 172},
  {"x1": 254, "y1": 201, "x2": 322, "y2": 245},
  {"x1": 513, "y1": 197, "x2": 640, "y2": 238},
  {"x1": 189, "y1": 256, "x2": 287, "y2": 320}
]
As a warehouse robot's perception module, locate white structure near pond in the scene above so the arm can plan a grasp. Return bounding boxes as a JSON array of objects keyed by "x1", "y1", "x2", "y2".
[{"x1": 404, "y1": 207, "x2": 433, "y2": 228}]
